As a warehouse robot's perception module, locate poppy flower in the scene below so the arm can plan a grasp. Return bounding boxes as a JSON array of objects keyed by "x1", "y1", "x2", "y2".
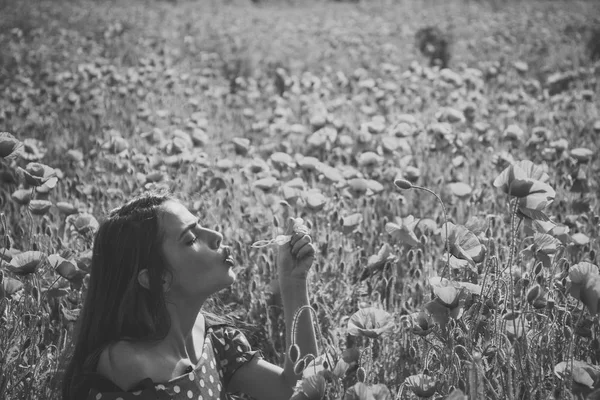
[
  {"x1": 67, "y1": 213, "x2": 100, "y2": 236},
  {"x1": 302, "y1": 190, "x2": 328, "y2": 212},
  {"x1": 404, "y1": 373, "x2": 438, "y2": 397},
  {"x1": 29, "y1": 199, "x2": 53, "y2": 216},
  {"x1": 554, "y1": 360, "x2": 600, "y2": 395},
  {"x1": 316, "y1": 164, "x2": 345, "y2": 184},
  {"x1": 296, "y1": 156, "x2": 321, "y2": 172},
  {"x1": 347, "y1": 307, "x2": 395, "y2": 338},
  {"x1": 302, "y1": 352, "x2": 337, "y2": 379},
  {"x1": 252, "y1": 176, "x2": 279, "y2": 192},
  {"x1": 270, "y1": 152, "x2": 295, "y2": 169},
  {"x1": 366, "y1": 243, "x2": 396, "y2": 271},
  {"x1": 385, "y1": 215, "x2": 420, "y2": 247},
  {"x1": 342, "y1": 213, "x2": 363, "y2": 235},
  {"x1": 11, "y1": 189, "x2": 32, "y2": 206},
  {"x1": 0, "y1": 274, "x2": 24, "y2": 299},
  {"x1": 19, "y1": 138, "x2": 46, "y2": 161},
  {"x1": 522, "y1": 233, "x2": 562, "y2": 268},
  {"x1": 440, "y1": 222, "x2": 485, "y2": 264},
  {"x1": 407, "y1": 311, "x2": 435, "y2": 336},
  {"x1": 426, "y1": 278, "x2": 481, "y2": 328},
  {"x1": 447, "y1": 182, "x2": 473, "y2": 200},
  {"x1": 56, "y1": 202, "x2": 78, "y2": 215},
  {"x1": 570, "y1": 148, "x2": 593, "y2": 163},
  {"x1": 48, "y1": 254, "x2": 87, "y2": 282},
  {"x1": 568, "y1": 262, "x2": 600, "y2": 315},
  {"x1": 291, "y1": 373, "x2": 327, "y2": 400},
  {"x1": 345, "y1": 383, "x2": 392, "y2": 400},
  {"x1": 429, "y1": 277, "x2": 463, "y2": 308},
  {"x1": 346, "y1": 178, "x2": 372, "y2": 197},
  {"x1": 7, "y1": 251, "x2": 47, "y2": 276},
  {"x1": 19, "y1": 162, "x2": 58, "y2": 188},
  {"x1": 357, "y1": 151, "x2": 384, "y2": 168},
  {"x1": 0, "y1": 132, "x2": 23, "y2": 159},
  {"x1": 493, "y1": 160, "x2": 554, "y2": 199}
]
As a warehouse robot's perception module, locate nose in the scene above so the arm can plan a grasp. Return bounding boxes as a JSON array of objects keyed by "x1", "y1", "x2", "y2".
[{"x1": 205, "y1": 228, "x2": 223, "y2": 250}]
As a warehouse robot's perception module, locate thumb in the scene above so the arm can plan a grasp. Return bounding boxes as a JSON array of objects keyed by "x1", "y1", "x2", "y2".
[{"x1": 284, "y1": 217, "x2": 303, "y2": 235}]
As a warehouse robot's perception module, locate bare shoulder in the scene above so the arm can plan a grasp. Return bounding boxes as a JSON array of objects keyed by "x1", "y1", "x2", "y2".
[{"x1": 96, "y1": 340, "x2": 150, "y2": 391}]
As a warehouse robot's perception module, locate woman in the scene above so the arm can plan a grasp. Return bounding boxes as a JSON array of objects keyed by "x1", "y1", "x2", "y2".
[{"x1": 61, "y1": 189, "x2": 318, "y2": 400}]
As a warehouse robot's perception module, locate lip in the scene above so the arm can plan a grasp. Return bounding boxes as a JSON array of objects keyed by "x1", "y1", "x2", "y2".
[{"x1": 222, "y1": 247, "x2": 234, "y2": 266}]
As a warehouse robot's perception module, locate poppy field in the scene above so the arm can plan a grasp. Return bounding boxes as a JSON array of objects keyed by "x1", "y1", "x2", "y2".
[{"x1": 1, "y1": 0, "x2": 600, "y2": 399}]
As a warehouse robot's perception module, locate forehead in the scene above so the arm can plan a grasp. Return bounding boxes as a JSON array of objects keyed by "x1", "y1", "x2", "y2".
[{"x1": 159, "y1": 200, "x2": 196, "y2": 235}]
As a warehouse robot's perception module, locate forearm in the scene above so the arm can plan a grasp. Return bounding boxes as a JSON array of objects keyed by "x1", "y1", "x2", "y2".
[{"x1": 280, "y1": 279, "x2": 318, "y2": 384}]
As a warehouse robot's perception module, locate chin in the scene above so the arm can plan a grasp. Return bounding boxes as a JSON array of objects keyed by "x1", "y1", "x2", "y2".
[{"x1": 226, "y1": 267, "x2": 237, "y2": 283}]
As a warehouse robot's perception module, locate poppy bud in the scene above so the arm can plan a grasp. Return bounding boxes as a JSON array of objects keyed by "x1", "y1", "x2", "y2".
[
  {"x1": 526, "y1": 285, "x2": 541, "y2": 303},
  {"x1": 293, "y1": 359, "x2": 306, "y2": 375},
  {"x1": 394, "y1": 179, "x2": 413, "y2": 190},
  {"x1": 303, "y1": 354, "x2": 315, "y2": 365},
  {"x1": 288, "y1": 344, "x2": 300, "y2": 363},
  {"x1": 356, "y1": 367, "x2": 366, "y2": 382},
  {"x1": 534, "y1": 262, "x2": 543, "y2": 276},
  {"x1": 532, "y1": 297, "x2": 547, "y2": 309},
  {"x1": 408, "y1": 346, "x2": 417, "y2": 358}
]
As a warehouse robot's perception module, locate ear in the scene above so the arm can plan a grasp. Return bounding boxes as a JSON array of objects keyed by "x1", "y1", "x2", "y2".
[{"x1": 137, "y1": 269, "x2": 151, "y2": 290}]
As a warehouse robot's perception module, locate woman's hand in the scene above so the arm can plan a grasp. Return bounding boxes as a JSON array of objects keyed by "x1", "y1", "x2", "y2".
[{"x1": 276, "y1": 217, "x2": 315, "y2": 284}]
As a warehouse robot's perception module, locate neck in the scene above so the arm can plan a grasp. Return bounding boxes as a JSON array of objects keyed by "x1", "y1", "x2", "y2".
[{"x1": 160, "y1": 293, "x2": 206, "y2": 359}]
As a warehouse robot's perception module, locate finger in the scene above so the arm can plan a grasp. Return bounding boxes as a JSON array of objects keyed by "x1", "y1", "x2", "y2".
[
  {"x1": 295, "y1": 243, "x2": 315, "y2": 260},
  {"x1": 284, "y1": 217, "x2": 296, "y2": 235},
  {"x1": 290, "y1": 230, "x2": 310, "y2": 247},
  {"x1": 291, "y1": 235, "x2": 311, "y2": 255}
]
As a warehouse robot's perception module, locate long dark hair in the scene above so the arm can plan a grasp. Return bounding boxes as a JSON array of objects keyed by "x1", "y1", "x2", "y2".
[{"x1": 61, "y1": 189, "x2": 175, "y2": 400}]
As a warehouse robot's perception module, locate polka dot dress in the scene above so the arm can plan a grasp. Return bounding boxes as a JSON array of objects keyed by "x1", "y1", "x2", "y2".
[{"x1": 87, "y1": 326, "x2": 262, "y2": 400}]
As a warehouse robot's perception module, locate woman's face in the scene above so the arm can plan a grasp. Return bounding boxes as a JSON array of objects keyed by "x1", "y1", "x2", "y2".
[{"x1": 158, "y1": 200, "x2": 236, "y2": 298}]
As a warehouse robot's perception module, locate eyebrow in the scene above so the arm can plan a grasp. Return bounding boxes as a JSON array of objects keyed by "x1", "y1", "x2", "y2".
[{"x1": 178, "y1": 218, "x2": 200, "y2": 241}]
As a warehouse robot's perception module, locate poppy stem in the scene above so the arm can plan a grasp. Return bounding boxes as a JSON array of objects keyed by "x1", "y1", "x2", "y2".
[
  {"x1": 407, "y1": 185, "x2": 451, "y2": 278},
  {"x1": 507, "y1": 198, "x2": 519, "y2": 313}
]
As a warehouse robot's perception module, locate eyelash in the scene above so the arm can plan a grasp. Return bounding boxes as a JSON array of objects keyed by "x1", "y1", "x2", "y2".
[{"x1": 187, "y1": 222, "x2": 201, "y2": 245}]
